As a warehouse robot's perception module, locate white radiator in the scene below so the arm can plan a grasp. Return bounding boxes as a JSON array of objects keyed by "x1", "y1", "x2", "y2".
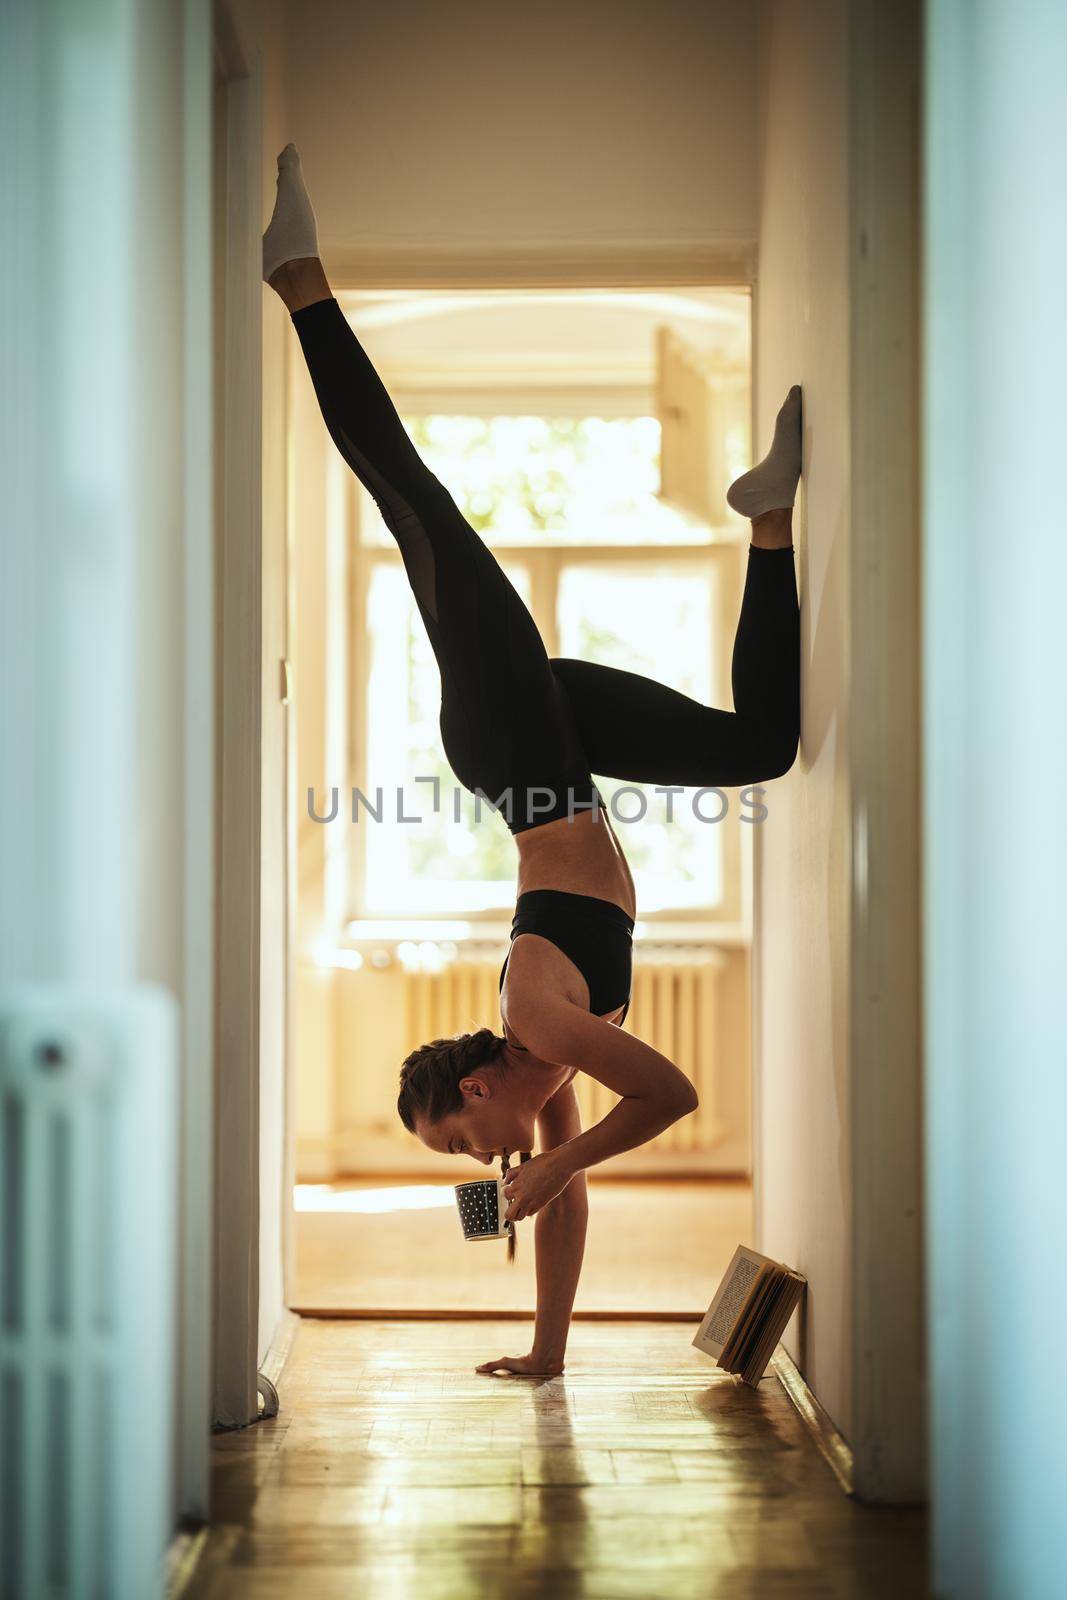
[
  {"x1": 401, "y1": 949, "x2": 727, "y2": 1158},
  {"x1": 0, "y1": 987, "x2": 178, "y2": 1600}
]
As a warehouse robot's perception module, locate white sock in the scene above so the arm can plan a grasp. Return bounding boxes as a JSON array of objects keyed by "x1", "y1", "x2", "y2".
[
  {"x1": 262, "y1": 143, "x2": 319, "y2": 284},
  {"x1": 726, "y1": 385, "x2": 803, "y2": 519}
]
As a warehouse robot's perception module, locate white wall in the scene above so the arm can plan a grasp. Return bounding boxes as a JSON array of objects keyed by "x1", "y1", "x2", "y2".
[
  {"x1": 924, "y1": 2, "x2": 1067, "y2": 1592},
  {"x1": 283, "y1": 0, "x2": 760, "y2": 279},
  {"x1": 753, "y1": 0, "x2": 924, "y2": 1503},
  {"x1": 752, "y1": 0, "x2": 854, "y2": 1440}
]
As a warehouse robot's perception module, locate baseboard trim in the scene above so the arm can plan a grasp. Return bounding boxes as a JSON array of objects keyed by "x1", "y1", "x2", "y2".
[
  {"x1": 291, "y1": 1306, "x2": 704, "y2": 1323},
  {"x1": 166, "y1": 1523, "x2": 210, "y2": 1599},
  {"x1": 304, "y1": 1168, "x2": 753, "y2": 1186},
  {"x1": 771, "y1": 1347, "x2": 854, "y2": 1496},
  {"x1": 166, "y1": 1315, "x2": 301, "y2": 1597}
]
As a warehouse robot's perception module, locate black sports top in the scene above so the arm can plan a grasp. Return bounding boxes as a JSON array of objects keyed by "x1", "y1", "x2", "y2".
[{"x1": 498, "y1": 888, "x2": 635, "y2": 1030}]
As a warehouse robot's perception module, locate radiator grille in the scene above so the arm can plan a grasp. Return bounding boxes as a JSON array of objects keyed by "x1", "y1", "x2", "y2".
[{"x1": 0, "y1": 987, "x2": 177, "y2": 1600}]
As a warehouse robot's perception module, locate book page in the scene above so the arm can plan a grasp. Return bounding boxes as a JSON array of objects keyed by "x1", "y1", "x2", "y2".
[
  {"x1": 743, "y1": 1274, "x2": 806, "y2": 1387},
  {"x1": 693, "y1": 1246, "x2": 778, "y2": 1358},
  {"x1": 719, "y1": 1266, "x2": 777, "y2": 1372},
  {"x1": 721, "y1": 1266, "x2": 776, "y2": 1368}
]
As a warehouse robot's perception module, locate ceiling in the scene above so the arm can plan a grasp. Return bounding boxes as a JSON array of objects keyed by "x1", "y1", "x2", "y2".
[{"x1": 336, "y1": 287, "x2": 751, "y2": 406}]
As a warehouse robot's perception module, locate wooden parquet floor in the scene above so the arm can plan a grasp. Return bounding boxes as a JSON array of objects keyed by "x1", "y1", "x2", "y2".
[{"x1": 186, "y1": 1319, "x2": 928, "y2": 1600}]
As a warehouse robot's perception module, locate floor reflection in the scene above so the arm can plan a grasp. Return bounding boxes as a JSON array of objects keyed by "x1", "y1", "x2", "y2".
[{"x1": 192, "y1": 1319, "x2": 928, "y2": 1600}]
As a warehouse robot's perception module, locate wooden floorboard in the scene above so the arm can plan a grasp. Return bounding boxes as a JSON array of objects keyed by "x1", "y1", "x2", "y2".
[{"x1": 186, "y1": 1318, "x2": 928, "y2": 1599}]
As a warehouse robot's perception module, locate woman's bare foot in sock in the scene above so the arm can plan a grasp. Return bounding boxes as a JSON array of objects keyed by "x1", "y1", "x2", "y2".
[
  {"x1": 267, "y1": 256, "x2": 332, "y2": 315},
  {"x1": 262, "y1": 142, "x2": 331, "y2": 310},
  {"x1": 750, "y1": 506, "x2": 793, "y2": 550},
  {"x1": 727, "y1": 385, "x2": 803, "y2": 521}
]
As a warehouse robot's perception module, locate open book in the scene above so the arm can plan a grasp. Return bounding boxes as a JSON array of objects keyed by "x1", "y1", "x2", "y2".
[{"x1": 693, "y1": 1245, "x2": 806, "y2": 1388}]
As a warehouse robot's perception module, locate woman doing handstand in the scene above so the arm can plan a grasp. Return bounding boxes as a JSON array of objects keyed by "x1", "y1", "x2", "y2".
[{"x1": 263, "y1": 145, "x2": 802, "y2": 1376}]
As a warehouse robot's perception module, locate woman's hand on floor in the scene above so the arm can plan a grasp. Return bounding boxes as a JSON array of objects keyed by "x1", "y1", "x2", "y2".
[
  {"x1": 502, "y1": 1147, "x2": 575, "y2": 1222},
  {"x1": 475, "y1": 1351, "x2": 564, "y2": 1377}
]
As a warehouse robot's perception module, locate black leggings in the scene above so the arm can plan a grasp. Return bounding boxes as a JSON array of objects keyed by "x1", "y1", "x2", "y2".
[{"x1": 291, "y1": 297, "x2": 800, "y2": 833}]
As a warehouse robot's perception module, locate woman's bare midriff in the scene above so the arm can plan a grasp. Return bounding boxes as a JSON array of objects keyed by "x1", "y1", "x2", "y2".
[
  {"x1": 500, "y1": 805, "x2": 634, "y2": 1063},
  {"x1": 514, "y1": 805, "x2": 636, "y2": 920}
]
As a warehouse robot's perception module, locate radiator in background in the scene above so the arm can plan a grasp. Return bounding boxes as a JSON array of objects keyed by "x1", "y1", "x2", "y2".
[
  {"x1": 402, "y1": 948, "x2": 728, "y2": 1162},
  {"x1": 0, "y1": 987, "x2": 178, "y2": 1600}
]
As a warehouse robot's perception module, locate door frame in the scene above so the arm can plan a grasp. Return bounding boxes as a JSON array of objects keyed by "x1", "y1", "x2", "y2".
[
  {"x1": 211, "y1": 4, "x2": 265, "y2": 1432},
  {"x1": 177, "y1": 0, "x2": 217, "y2": 1520}
]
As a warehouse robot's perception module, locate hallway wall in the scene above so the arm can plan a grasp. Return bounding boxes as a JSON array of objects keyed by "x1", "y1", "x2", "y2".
[
  {"x1": 751, "y1": 0, "x2": 854, "y2": 1442},
  {"x1": 753, "y1": 0, "x2": 924, "y2": 1502},
  {"x1": 282, "y1": 0, "x2": 761, "y2": 280}
]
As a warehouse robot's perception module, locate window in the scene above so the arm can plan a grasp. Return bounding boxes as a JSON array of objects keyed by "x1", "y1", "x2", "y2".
[
  {"x1": 350, "y1": 413, "x2": 740, "y2": 922},
  {"x1": 362, "y1": 560, "x2": 530, "y2": 914},
  {"x1": 555, "y1": 561, "x2": 723, "y2": 912}
]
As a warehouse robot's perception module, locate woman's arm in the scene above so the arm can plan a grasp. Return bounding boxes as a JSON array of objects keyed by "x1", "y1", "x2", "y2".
[
  {"x1": 530, "y1": 1081, "x2": 587, "y2": 1366},
  {"x1": 501, "y1": 997, "x2": 698, "y2": 1222},
  {"x1": 476, "y1": 1079, "x2": 587, "y2": 1377}
]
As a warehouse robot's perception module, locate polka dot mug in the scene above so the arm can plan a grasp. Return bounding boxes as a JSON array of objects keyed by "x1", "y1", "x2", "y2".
[{"x1": 453, "y1": 1176, "x2": 510, "y2": 1242}]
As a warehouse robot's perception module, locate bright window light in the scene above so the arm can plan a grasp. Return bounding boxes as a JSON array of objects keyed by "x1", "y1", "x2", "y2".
[
  {"x1": 294, "y1": 1184, "x2": 456, "y2": 1214},
  {"x1": 359, "y1": 416, "x2": 704, "y2": 547},
  {"x1": 556, "y1": 562, "x2": 723, "y2": 911},
  {"x1": 358, "y1": 414, "x2": 726, "y2": 916}
]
